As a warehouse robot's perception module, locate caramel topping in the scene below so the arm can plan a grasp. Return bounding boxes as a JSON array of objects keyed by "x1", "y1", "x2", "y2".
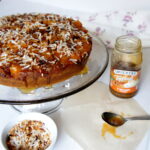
[{"x1": 0, "y1": 13, "x2": 91, "y2": 74}]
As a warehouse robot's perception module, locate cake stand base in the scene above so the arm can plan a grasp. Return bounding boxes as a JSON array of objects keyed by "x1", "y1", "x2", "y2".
[{"x1": 12, "y1": 99, "x2": 63, "y2": 114}]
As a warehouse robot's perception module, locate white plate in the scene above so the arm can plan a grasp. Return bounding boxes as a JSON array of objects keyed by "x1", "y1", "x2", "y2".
[{"x1": 1, "y1": 112, "x2": 57, "y2": 150}]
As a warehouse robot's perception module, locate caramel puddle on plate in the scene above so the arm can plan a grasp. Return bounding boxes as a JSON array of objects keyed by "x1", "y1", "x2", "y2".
[
  {"x1": 18, "y1": 87, "x2": 36, "y2": 94},
  {"x1": 19, "y1": 85, "x2": 52, "y2": 94},
  {"x1": 101, "y1": 123, "x2": 133, "y2": 139},
  {"x1": 78, "y1": 66, "x2": 88, "y2": 75}
]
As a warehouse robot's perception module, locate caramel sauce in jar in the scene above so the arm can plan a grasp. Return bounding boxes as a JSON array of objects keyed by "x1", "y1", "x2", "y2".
[{"x1": 109, "y1": 35, "x2": 142, "y2": 98}]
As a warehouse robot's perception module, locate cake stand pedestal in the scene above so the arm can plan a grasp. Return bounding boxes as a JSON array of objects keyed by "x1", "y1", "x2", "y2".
[{"x1": 12, "y1": 99, "x2": 63, "y2": 114}]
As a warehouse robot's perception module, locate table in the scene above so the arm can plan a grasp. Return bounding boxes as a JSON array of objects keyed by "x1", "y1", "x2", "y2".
[{"x1": 0, "y1": 48, "x2": 149, "y2": 150}]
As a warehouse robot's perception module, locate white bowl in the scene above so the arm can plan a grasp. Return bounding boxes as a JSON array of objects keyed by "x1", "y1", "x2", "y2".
[{"x1": 1, "y1": 112, "x2": 57, "y2": 150}]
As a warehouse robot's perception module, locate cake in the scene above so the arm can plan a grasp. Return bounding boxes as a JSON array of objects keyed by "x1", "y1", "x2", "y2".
[{"x1": 0, "y1": 13, "x2": 92, "y2": 89}]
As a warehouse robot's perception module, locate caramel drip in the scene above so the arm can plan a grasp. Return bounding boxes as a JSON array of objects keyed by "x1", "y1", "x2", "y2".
[{"x1": 101, "y1": 123, "x2": 133, "y2": 139}]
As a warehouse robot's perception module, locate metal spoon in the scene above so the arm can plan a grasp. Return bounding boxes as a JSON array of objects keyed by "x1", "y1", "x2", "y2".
[{"x1": 102, "y1": 112, "x2": 150, "y2": 127}]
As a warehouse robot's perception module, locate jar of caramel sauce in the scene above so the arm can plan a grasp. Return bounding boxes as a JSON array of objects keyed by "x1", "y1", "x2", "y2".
[{"x1": 109, "y1": 35, "x2": 142, "y2": 98}]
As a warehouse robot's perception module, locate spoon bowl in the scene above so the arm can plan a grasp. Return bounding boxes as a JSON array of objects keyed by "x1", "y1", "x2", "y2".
[
  {"x1": 102, "y1": 112, "x2": 126, "y2": 127},
  {"x1": 102, "y1": 112, "x2": 150, "y2": 127}
]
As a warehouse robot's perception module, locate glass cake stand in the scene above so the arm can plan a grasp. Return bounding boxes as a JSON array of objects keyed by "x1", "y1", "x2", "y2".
[{"x1": 0, "y1": 35, "x2": 108, "y2": 114}]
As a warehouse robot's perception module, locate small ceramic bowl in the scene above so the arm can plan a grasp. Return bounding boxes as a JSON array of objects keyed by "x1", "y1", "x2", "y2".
[{"x1": 1, "y1": 112, "x2": 57, "y2": 150}]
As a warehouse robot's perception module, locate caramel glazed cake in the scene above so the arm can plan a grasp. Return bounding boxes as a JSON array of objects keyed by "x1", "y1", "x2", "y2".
[{"x1": 0, "y1": 13, "x2": 92, "y2": 89}]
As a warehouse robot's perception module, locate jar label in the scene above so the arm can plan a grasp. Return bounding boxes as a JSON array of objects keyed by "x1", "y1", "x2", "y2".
[{"x1": 110, "y1": 69, "x2": 140, "y2": 94}]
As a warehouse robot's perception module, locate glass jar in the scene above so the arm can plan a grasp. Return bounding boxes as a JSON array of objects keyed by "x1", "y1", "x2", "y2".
[{"x1": 109, "y1": 35, "x2": 142, "y2": 98}]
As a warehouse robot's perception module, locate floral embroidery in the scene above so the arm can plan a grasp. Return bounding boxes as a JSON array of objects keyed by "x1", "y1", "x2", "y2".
[
  {"x1": 127, "y1": 11, "x2": 137, "y2": 16},
  {"x1": 95, "y1": 27, "x2": 101, "y2": 35},
  {"x1": 126, "y1": 30, "x2": 135, "y2": 36},
  {"x1": 105, "y1": 13, "x2": 112, "y2": 20},
  {"x1": 74, "y1": 16, "x2": 80, "y2": 20},
  {"x1": 105, "y1": 11, "x2": 119, "y2": 20},
  {"x1": 123, "y1": 15, "x2": 133, "y2": 26},
  {"x1": 93, "y1": 27, "x2": 105, "y2": 36},
  {"x1": 138, "y1": 22, "x2": 147, "y2": 33},
  {"x1": 83, "y1": 11, "x2": 148, "y2": 48},
  {"x1": 123, "y1": 15, "x2": 133, "y2": 22},
  {"x1": 113, "y1": 11, "x2": 119, "y2": 14},
  {"x1": 88, "y1": 13, "x2": 98, "y2": 22}
]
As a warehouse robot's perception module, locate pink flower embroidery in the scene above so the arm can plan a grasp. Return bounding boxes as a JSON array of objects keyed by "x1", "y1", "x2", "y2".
[
  {"x1": 105, "y1": 11, "x2": 119, "y2": 20},
  {"x1": 113, "y1": 11, "x2": 119, "y2": 14},
  {"x1": 126, "y1": 30, "x2": 135, "y2": 36},
  {"x1": 138, "y1": 23, "x2": 147, "y2": 33},
  {"x1": 95, "y1": 27, "x2": 101, "y2": 35},
  {"x1": 123, "y1": 14, "x2": 133, "y2": 26},
  {"x1": 74, "y1": 16, "x2": 80, "y2": 20},
  {"x1": 93, "y1": 27, "x2": 105, "y2": 36},
  {"x1": 88, "y1": 13, "x2": 98, "y2": 22},
  {"x1": 105, "y1": 13, "x2": 111, "y2": 20},
  {"x1": 123, "y1": 15, "x2": 132, "y2": 22},
  {"x1": 127, "y1": 11, "x2": 137, "y2": 16}
]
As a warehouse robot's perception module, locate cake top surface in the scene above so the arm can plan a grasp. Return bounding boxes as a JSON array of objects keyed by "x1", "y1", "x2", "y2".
[{"x1": 0, "y1": 13, "x2": 91, "y2": 72}]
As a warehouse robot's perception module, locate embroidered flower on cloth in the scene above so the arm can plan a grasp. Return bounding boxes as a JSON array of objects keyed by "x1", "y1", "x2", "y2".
[{"x1": 75, "y1": 11, "x2": 150, "y2": 48}]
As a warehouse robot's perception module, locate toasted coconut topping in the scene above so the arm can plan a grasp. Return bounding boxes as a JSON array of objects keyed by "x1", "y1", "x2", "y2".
[
  {"x1": 7, "y1": 120, "x2": 51, "y2": 150},
  {"x1": 0, "y1": 13, "x2": 91, "y2": 72}
]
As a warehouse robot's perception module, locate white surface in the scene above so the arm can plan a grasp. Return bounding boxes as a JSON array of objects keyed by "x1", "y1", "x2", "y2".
[{"x1": 31, "y1": 0, "x2": 150, "y2": 12}]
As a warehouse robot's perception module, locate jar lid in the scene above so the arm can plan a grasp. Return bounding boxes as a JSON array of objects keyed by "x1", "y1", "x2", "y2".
[{"x1": 115, "y1": 35, "x2": 142, "y2": 53}]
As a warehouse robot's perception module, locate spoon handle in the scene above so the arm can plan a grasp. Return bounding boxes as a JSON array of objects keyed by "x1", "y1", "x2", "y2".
[{"x1": 126, "y1": 115, "x2": 150, "y2": 121}]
